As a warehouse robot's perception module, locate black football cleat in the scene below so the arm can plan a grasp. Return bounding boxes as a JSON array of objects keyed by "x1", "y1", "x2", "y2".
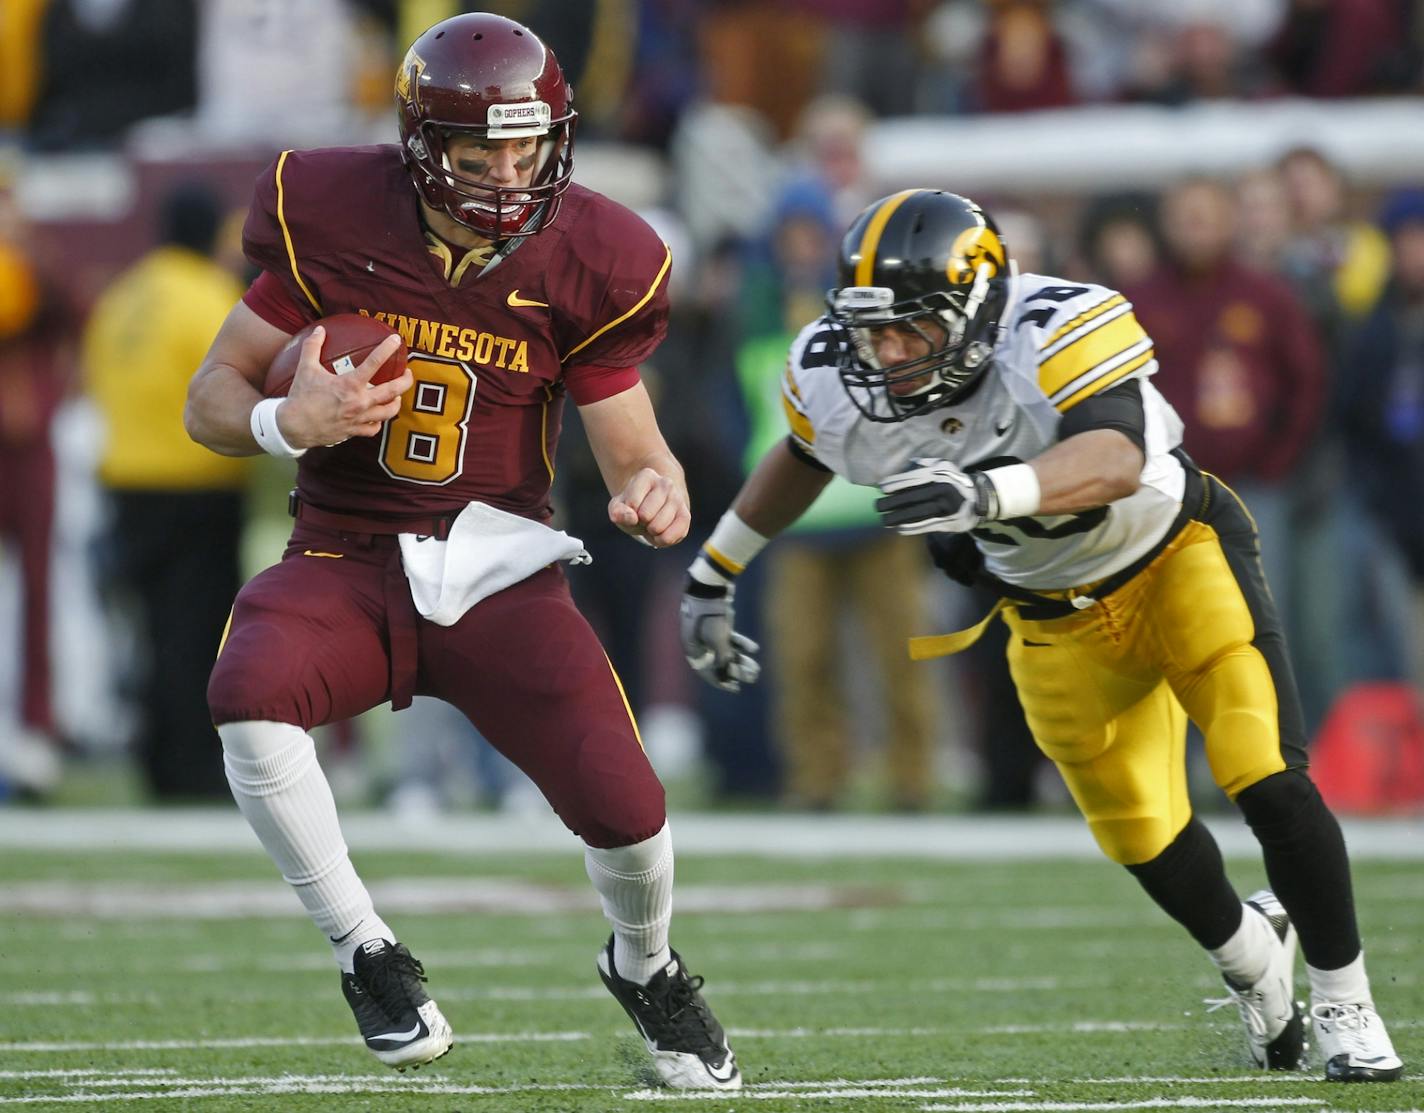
[
  {"x1": 597, "y1": 937, "x2": 741, "y2": 1089},
  {"x1": 341, "y1": 938, "x2": 453, "y2": 1071}
]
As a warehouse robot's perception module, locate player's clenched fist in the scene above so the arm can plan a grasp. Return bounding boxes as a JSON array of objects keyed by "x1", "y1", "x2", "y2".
[
  {"x1": 277, "y1": 329, "x2": 413, "y2": 449},
  {"x1": 608, "y1": 467, "x2": 690, "y2": 548}
]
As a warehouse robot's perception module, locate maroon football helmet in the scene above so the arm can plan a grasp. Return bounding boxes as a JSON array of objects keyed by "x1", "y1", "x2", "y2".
[{"x1": 396, "y1": 13, "x2": 577, "y2": 238}]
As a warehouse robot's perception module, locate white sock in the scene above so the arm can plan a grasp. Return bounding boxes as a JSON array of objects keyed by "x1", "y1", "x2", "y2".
[
  {"x1": 585, "y1": 822, "x2": 673, "y2": 985},
  {"x1": 1208, "y1": 901, "x2": 1273, "y2": 986},
  {"x1": 219, "y1": 720, "x2": 390, "y2": 973},
  {"x1": 1308, "y1": 950, "x2": 1372, "y2": 1007}
]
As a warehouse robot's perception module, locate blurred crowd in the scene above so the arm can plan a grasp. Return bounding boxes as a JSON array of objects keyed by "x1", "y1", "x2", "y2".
[{"x1": 2, "y1": 0, "x2": 1423, "y2": 814}]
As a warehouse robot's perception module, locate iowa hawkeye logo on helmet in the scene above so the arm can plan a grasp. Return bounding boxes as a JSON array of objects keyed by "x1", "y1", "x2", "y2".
[{"x1": 946, "y1": 226, "x2": 1006, "y2": 284}]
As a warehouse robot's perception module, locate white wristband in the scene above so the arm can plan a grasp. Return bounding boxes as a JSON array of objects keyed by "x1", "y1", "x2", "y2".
[
  {"x1": 982, "y1": 463, "x2": 1040, "y2": 519},
  {"x1": 249, "y1": 398, "x2": 306, "y2": 459},
  {"x1": 689, "y1": 510, "x2": 769, "y2": 587}
]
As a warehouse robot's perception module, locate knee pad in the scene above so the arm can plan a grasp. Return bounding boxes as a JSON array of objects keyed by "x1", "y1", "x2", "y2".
[
  {"x1": 1236, "y1": 767, "x2": 1320, "y2": 840},
  {"x1": 1086, "y1": 813, "x2": 1180, "y2": 866},
  {"x1": 218, "y1": 720, "x2": 316, "y2": 798}
]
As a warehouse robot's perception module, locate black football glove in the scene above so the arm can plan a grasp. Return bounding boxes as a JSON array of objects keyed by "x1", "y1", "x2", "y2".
[{"x1": 875, "y1": 458, "x2": 997, "y2": 534}]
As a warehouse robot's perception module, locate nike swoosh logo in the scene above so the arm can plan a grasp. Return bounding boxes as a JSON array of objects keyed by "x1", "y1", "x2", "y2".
[
  {"x1": 507, "y1": 289, "x2": 548, "y2": 308},
  {"x1": 303, "y1": 550, "x2": 344, "y2": 559},
  {"x1": 370, "y1": 1022, "x2": 423, "y2": 1043},
  {"x1": 705, "y1": 1056, "x2": 738, "y2": 1082}
]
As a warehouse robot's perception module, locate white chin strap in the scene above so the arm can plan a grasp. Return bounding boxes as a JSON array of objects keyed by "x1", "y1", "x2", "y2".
[{"x1": 960, "y1": 261, "x2": 994, "y2": 327}]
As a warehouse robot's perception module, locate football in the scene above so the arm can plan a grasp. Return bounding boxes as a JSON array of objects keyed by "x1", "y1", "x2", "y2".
[{"x1": 263, "y1": 313, "x2": 407, "y2": 398}]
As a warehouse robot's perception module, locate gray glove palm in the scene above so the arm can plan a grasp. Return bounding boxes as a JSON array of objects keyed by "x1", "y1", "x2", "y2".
[{"x1": 679, "y1": 583, "x2": 761, "y2": 692}]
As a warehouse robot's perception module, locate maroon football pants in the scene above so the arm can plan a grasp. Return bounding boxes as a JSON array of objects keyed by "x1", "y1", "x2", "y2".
[{"x1": 208, "y1": 523, "x2": 665, "y2": 847}]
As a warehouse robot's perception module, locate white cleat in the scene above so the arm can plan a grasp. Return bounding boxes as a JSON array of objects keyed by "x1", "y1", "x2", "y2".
[
  {"x1": 1312, "y1": 1001, "x2": 1404, "y2": 1082},
  {"x1": 1215, "y1": 890, "x2": 1307, "y2": 1070}
]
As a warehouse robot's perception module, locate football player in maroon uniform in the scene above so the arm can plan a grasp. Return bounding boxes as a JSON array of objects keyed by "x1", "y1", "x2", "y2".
[{"x1": 183, "y1": 13, "x2": 739, "y2": 1088}]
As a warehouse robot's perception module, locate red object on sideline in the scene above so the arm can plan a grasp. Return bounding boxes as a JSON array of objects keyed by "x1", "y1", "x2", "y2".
[{"x1": 1311, "y1": 682, "x2": 1424, "y2": 814}]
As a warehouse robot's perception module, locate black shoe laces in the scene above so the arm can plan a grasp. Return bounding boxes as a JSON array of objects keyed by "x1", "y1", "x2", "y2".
[
  {"x1": 641, "y1": 966, "x2": 721, "y2": 1054},
  {"x1": 364, "y1": 948, "x2": 428, "y2": 1021}
]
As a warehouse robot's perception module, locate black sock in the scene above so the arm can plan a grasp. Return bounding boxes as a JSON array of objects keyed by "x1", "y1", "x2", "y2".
[
  {"x1": 1126, "y1": 816, "x2": 1242, "y2": 949},
  {"x1": 1236, "y1": 768, "x2": 1360, "y2": 969}
]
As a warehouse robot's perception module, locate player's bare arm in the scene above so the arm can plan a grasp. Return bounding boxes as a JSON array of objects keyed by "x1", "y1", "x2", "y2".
[
  {"x1": 578, "y1": 381, "x2": 690, "y2": 547},
  {"x1": 185, "y1": 300, "x2": 412, "y2": 456},
  {"x1": 1025, "y1": 428, "x2": 1144, "y2": 516},
  {"x1": 732, "y1": 439, "x2": 833, "y2": 538}
]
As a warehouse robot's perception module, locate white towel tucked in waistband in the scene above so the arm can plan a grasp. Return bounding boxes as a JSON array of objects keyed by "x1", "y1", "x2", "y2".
[{"x1": 398, "y1": 501, "x2": 591, "y2": 626}]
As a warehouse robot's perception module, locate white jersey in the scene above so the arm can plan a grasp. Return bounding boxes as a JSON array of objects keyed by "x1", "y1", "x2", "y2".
[{"x1": 780, "y1": 273, "x2": 1187, "y2": 590}]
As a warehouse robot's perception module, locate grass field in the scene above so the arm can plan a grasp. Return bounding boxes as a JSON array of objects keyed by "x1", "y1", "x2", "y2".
[{"x1": 0, "y1": 813, "x2": 1419, "y2": 1111}]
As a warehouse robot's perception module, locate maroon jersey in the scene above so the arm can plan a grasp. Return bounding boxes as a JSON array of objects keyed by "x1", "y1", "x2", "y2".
[{"x1": 242, "y1": 145, "x2": 671, "y2": 520}]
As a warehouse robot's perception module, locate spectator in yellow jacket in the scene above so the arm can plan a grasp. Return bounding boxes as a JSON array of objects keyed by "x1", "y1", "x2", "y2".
[{"x1": 83, "y1": 181, "x2": 248, "y2": 799}]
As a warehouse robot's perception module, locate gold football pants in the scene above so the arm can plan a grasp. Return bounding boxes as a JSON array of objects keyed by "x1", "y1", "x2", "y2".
[{"x1": 1002, "y1": 476, "x2": 1308, "y2": 865}]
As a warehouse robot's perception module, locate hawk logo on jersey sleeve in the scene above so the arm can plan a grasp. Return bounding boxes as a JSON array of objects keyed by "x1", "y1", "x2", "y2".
[{"x1": 1035, "y1": 291, "x2": 1156, "y2": 412}]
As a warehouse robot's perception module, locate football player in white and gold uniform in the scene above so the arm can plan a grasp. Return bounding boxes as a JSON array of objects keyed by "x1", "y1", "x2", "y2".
[{"x1": 680, "y1": 190, "x2": 1403, "y2": 1082}]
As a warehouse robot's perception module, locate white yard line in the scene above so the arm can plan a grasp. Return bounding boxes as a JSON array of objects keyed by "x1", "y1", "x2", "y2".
[
  {"x1": 0, "y1": 1032, "x2": 588, "y2": 1052},
  {"x1": 0, "y1": 879, "x2": 890, "y2": 919},
  {"x1": 7, "y1": 1072, "x2": 1412, "y2": 1111},
  {"x1": 623, "y1": 1088, "x2": 1036, "y2": 1102},
  {"x1": 0, "y1": 1020, "x2": 1236, "y2": 1054},
  {"x1": 727, "y1": 1022, "x2": 1193, "y2": 1038},
  {"x1": 0, "y1": 975, "x2": 1086, "y2": 1009},
  {"x1": 0, "y1": 1085, "x2": 583, "y2": 1105},
  {"x1": 0, "y1": 810, "x2": 1418, "y2": 859},
  {"x1": 0, "y1": 1072, "x2": 177, "y2": 1081},
  {"x1": 919, "y1": 1101, "x2": 1325, "y2": 1112}
]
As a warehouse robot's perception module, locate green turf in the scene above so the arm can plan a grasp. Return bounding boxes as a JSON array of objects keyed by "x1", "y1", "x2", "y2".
[{"x1": 0, "y1": 848, "x2": 1418, "y2": 1111}]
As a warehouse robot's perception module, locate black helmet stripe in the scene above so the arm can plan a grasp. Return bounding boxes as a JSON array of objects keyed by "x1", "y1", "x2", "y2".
[{"x1": 853, "y1": 189, "x2": 923, "y2": 287}]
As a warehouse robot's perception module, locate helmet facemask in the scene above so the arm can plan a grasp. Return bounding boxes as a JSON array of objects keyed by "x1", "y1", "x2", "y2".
[
  {"x1": 829, "y1": 260, "x2": 1011, "y2": 422},
  {"x1": 404, "y1": 115, "x2": 576, "y2": 240}
]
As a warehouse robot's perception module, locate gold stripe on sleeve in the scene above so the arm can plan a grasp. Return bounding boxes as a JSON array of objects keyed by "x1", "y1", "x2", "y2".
[
  {"x1": 783, "y1": 362, "x2": 805, "y2": 403},
  {"x1": 274, "y1": 151, "x2": 323, "y2": 314},
  {"x1": 561, "y1": 243, "x2": 672, "y2": 361},
  {"x1": 1054, "y1": 349, "x2": 1155, "y2": 412},
  {"x1": 1043, "y1": 293, "x2": 1126, "y2": 347},
  {"x1": 781, "y1": 391, "x2": 816, "y2": 445},
  {"x1": 1038, "y1": 312, "x2": 1148, "y2": 398}
]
